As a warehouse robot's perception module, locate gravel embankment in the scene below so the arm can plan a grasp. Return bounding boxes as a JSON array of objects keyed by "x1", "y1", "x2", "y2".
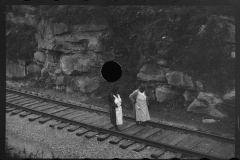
[{"x1": 6, "y1": 113, "x2": 156, "y2": 159}]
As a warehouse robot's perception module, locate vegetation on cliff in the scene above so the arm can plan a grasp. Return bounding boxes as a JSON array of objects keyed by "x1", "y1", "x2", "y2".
[{"x1": 6, "y1": 5, "x2": 235, "y2": 94}]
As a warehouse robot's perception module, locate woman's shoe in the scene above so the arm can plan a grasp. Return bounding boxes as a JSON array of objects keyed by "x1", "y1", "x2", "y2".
[
  {"x1": 136, "y1": 121, "x2": 140, "y2": 126},
  {"x1": 115, "y1": 126, "x2": 121, "y2": 132}
]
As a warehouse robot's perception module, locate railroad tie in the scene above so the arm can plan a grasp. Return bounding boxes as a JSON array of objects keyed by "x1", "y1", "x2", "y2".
[
  {"x1": 6, "y1": 93, "x2": 15, "y2": 97},
  {"x1": 49, "y1": 121, "x2": 62, "y2": 128},
  {"x1": 131, "y1": 127, "x2": 161, "y2": 152},
  {"x1": 19, "y1": 111, "x2": 32, "y2": 117},
  {"x1": 167, "y1": 133, "x2": 188, "y2": 146},
  {"x1": 150, "y1": 148, "x2": 165, "y2": 158},
  {"x1": 52, "y1": 109, "x2": 76, "y2": 117},
  {"x1": 159, "y1": 151, "x2": 181, "y2": 159},
  {"x1": 132, "y1": 144, "x2": 148, "y2": 152},
  {"x1": 11, "y1": 98, "x2": 32, "y2": 104},
  {"x1": 85, "y1": 131, "x2": 98, "y2": 139},
  {"x1": 6, "y1": 96, "x2": 21, "y2": 101},
  {"x1": 67, "y1": 125, "x2": 80, "y2": 132},
  {"x1": 76, "y1": 128, "x2": 89, "y2": 136},
  {"x1": 35, "y1": 104, "x2": 59, "y2": 112},
  {"x1": 38, "y1": 117, "x2": 52, "y2": 124},
  {"x1": 109, "y1": 136, "x2": 123, "y2": 145},
  {"x1": 6, "y1": 96, "x2": 22, "y2": 101},
  {"x1": 207, "y1": 142, "x2": 234, "y2": 159},
  {"x1": 10, "y1": 109, "x2": 24, "y2": 115},
  {"x1": 120, "y1": 140, "x2": 136, "y2": 149},
  {"x1": 138, "y1": 128, "x2": 162, "y2": 139},
  {"x1": 191, "y1": 138, "x2": 217, "y2": 155},
  {"x1": 175, "y1": 135, "x2": 203, "y2": 150},
  {"x1": 149, "y1": 130, "x2": 175, "y2": 142},
  {"x1": 119, "y1": 126, "x2": 145, "y2": 149},
  {"x1": 63, "y1": 111, "x2": 86, "y2": 120},
  {"x1": 160, "y1": 132, "x2": 182, "y2": 144},
  {"x1": 87, "y1": 116, "x2": 108, "y2": 125},
  {"x1": 6, "y1": 107, "x2": 16, "y2": 113},
  {"x1": 8, "y1": 98, "x2": 30, "y2": 104},
  {"x1": 57, "y1": 123, "x2": 70, "y2": 130},
  {"x1": 18, "y1": 99, "x2": 38, "y2": 105},
  {"x1": 100, "y1": 122, "x2": 114, "y2": 129},
  {"x1": 91, "y1": 117, "x2": 109, "y2": 127},
  {"x1": 97, "y1": 134, "x2": 111, "y2": 141},
  {"x1": 28, "y1": 114, "x2": 42, "y2": 121},
  {"x1": 123, "y1": 126, "x2": 145, "y2": 135},
  {"x1": 22, "y1": 101, "x2": 41, "y2": 107},
  {"x1": 108, "y1": 122, "x2": 136, "y2": 144}
]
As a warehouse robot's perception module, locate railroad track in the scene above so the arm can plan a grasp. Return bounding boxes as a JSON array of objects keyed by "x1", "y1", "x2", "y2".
[{"x1": 6, "y1": 87, "x2": 235, "y2": 159}]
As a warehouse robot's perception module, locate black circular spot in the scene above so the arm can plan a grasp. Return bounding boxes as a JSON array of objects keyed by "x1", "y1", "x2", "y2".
[{"x1": 101, "y1": 61, "x2": 122, "y2": 82}]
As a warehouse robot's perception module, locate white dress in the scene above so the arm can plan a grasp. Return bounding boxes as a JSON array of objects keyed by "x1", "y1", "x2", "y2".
[
  {"x1": 113, "y1": 94, "x2": 123, "y2": 125},
  {"x1": 135, "y1": 91, "x2": 151, "y2": 122}
]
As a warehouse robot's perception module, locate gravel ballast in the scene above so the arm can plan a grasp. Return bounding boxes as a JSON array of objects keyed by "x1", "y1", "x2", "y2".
[{"x1": 6, "y1": 113, "x2": 155, "y2": 159}]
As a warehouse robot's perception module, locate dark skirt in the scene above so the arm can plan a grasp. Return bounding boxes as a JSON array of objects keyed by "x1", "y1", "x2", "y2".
[{"x1": 109, "y1": 104, "x2": 116, "y2": 125}]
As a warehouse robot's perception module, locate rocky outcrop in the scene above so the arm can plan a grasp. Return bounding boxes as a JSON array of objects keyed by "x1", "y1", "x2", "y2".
[
  {"x1": 23, "y1": 18, "x2": 111, "y2": 93},
  {"x1": 36, "y1": 19, "x2": 108, "y2": 54},
  {"x1": 187, "y1": 92, "x2": 227, "y2": 118},
  {"x1": 60, "y1": 51, "x2": 100, "y2": 75},
  {"x1": 198, "y1": 92, "x2": 223, "y2": 105},
  {"x1": 74, "y1": 76, "x2": 99, "y2": 93},
  {"x1": 166, "y1": 71, "x2": 194, "y2": 89},
  {"x1": 223, "y1": 88, "x2": 235, "y2": 101},
  {"x1": 137, "y1": 63, "x2": 167, "y2": 81},
  {"x1": 34, "y1": 51, "x2": 46, "y2": 63},
  {"x1": 27, "y1": 63, "x2": 41, "y2": 75},
  {"x1": 155, "y1": 85, "x2": 176, "y2": 103}
]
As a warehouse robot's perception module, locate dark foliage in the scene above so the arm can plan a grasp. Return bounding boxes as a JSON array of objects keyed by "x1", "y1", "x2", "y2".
[
  {"x1": 6, "y1": 5, "x2": 235, "y2": 94},
  {"x1": 6, "y1": 23, "x2": 37, "y2": 62}
]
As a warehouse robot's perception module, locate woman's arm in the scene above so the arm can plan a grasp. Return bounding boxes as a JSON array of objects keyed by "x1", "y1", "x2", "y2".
[{"x1": 129, "y1": 90, "x2": 138, "y2": 103}]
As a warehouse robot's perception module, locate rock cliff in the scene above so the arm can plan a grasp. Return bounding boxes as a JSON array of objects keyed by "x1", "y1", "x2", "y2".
[{"x1": 6, "y1": 6, "x2": 113, "y2": 93}]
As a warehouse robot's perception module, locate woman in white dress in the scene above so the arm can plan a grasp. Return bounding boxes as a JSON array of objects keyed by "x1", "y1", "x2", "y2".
[
  {"x1": 129, "y1": 85, "x2": 150, "y2": 126},
  {"x1": 108, "y1": 87, "x2": 123, "y2": 131}
]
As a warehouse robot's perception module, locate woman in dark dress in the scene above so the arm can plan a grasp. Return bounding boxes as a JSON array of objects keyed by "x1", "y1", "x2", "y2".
[{"x1": 108, "y1": 87, "x2": 122, "y2": 131}]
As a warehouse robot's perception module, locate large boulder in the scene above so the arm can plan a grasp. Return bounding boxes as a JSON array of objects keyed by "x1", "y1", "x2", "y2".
[
  {"x1": 187, "y1": 92, "x2": 226, "y2": 118},
  {"x1": 27, "y1": 63, "x2": 42, "y2": 75},
  {"x1": 137, "y1": 64, "x2": 166, "y2": 81},
  {"x1": 166, "y1": 71, "x2": 194, "y2": 89},
  {"x1": 187, "y1": 99, "x2": 227, "y2": 118},
  {"x1": 34, "y1": 51, "x2": 46, "y2": 62},
  {"x1": 55, "y1": 75, "x2": 64, "y2": 86},
  {"x1": 60, "y1": 52, "x2": 98, "y2": 75},
  {"x1": 197, "y1": 92, "x2": 223, "y2": 106},
  {"x1": 74, "y1": 76, "x2": 99, "y2": 93},
  {"x1": 54, "y1": 68, "x2": 62, "y2": 75},
  {"x1": 155, "y1": 86, "x2": 176, "y2": 103},
  {"x1": 223, "y1": 88, "x2": 235, "y2": 101}
]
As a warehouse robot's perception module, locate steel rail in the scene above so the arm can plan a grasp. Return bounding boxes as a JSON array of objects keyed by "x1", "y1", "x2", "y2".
[
  {"x1": 6, "y1": 101, "x2": 222, "y2": 160},
  {"x1": 6, "y1": 88, "x2": 235, "y2": 144}
]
